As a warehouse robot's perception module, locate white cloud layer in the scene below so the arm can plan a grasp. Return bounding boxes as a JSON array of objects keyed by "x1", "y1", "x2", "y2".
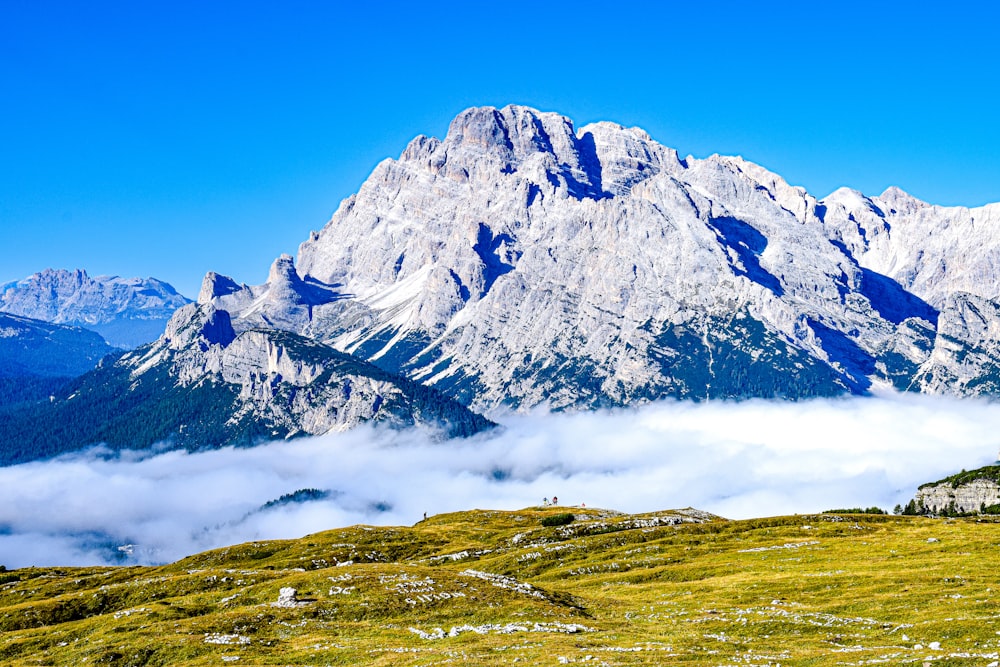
[{"x1": 1, "y1": 394, "x2": 998, "y2": 568}]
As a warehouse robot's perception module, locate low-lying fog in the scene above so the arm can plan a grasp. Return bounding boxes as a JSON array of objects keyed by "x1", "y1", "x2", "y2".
[{"x1": 2, "y1": 394, "x2": 997, "y2": 568}]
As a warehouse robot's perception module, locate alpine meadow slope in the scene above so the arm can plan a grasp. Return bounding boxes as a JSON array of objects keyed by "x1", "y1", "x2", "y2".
[{"x1": 5, "y1": 507, "x2": 1000, "y2": 666}]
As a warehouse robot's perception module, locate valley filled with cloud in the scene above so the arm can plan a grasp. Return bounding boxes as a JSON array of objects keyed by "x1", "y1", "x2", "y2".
[{"x1": 1, "y1": 393, "x2": 995, "y2": 568}]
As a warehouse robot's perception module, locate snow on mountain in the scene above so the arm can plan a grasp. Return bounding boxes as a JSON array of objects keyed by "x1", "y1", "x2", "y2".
[
  {"x1": 0, "y1": 269, "x2": 191, "y2": 348},
  {"x1": 180, "y1": 104, "x2": 1000, "y2": 416},
  {"x1": 20, "y1": 103, "x2": 999, "y2": 461},
  {"x1": 13, "y1": 106, "x2": 1000, "y2": 460},
  {"x1": 820, "y1": 186, "x2": 1000, "y2": 308}
]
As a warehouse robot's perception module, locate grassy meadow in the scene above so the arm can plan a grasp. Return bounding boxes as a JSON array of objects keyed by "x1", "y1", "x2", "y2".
[{"x1": 2, "y1": 506, "x2": 1000, "y2": 665}]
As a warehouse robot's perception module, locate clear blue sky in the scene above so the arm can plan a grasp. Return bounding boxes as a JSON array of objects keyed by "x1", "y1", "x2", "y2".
[{"x1": 3, "y1": 1, "x2": 998, "y2": 298}]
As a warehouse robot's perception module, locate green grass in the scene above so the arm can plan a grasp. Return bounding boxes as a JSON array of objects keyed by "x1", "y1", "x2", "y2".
[
  {"x1": 540, "y1": 512, "x2": 575, "y2": 527},
  {"x1": 921, "y1": 464, "x2": 1000, "y2": 488},
  {"x1": 3, "y1": 507, "x2": 1000, "y2": 665}
]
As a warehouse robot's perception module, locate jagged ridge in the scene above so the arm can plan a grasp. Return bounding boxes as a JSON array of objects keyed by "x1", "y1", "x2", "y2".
[
  {"x1": 0, "y1": 302, "x2": 492, "y2": 465},
  {"x1": 191, "y1": 104, "x2": 1000, "y2": 415},
  {"x1": 12, "y1": 104, "x2": 1000, "y2": 463}
]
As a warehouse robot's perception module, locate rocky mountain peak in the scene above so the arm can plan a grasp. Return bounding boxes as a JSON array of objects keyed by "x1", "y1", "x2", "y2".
[
  {"x1": 577, "y1": 121, "x2": 680, "y2": 196},
  {"x1": 37, "y1": 267, "x2": 88, "y2": 286},
  {"x1": 820, "y1": 186, "x2": 873, "y2": 211},
  {"x1": 876, "y1": 185, "x2": 929, "y2": 216},
  {"x1": 265, "y1": 254, "x2": 309, "y2": 304},
  {"x1": 287, "y1": 105, "x2": 1000, "y2": 413},
  {"x1": 198, "y1": 272, "x2": 245, "y2": 305},
  {"x1": 162, "y1": 303, "x2": 235, "y2": 351},
  {"x1": 445, "y1": 105, "x2": 578, "y2": 154},
  {"x1": 13, "y1": 104, "x2": 1000, "y2": 465},
  {"x1": 430, "y1": 105, "x2": 610, "y2": 200}
]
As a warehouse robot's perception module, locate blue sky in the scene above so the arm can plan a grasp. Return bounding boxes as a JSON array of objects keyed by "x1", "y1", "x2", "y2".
[{"x1": 3, "y1": 1, "x2": 999, "y2": 298}]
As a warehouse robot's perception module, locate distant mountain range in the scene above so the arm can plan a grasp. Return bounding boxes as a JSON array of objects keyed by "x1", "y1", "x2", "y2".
[
  {"x1": 0, "y1": 270, "x2": 192, "y2": 410},
  {"x1": 0, "y1": 304, "x2": 490, "y2": 465},
  {"x1": 0, "y1": 269, "x2": 191, "y2": 348},
  {"x1": 6, "y1": 104, "x2": 1000, "y2": 463}
]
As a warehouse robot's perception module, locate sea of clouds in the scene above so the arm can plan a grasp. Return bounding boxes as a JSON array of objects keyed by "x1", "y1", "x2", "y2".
[{"x1": 1, "y1": 393, "x2": 998, "y2": 568}]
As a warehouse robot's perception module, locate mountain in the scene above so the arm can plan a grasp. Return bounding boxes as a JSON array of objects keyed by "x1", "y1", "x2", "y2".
[
  {"x1": 0, "y1": 299, "x2": 491, "y2": 465},
  {"x1": 187, "y1": 104, "x2": 1000, "y2": 416},
  {"x1": 10, "y1": 104, "x2": 1000, "y2": 463},
  {"x1": 0, "y1": 269, "x2": 191, "y2": 348},
  {"x1": 0, "y1": 312, "x2": 116, "y2": 379},
  {"x1": 0, "y1": 312, "x2": 118, "y2": 408},
  {"x1": 1, "y1": 507, "x2": 997, "y2": 665}
]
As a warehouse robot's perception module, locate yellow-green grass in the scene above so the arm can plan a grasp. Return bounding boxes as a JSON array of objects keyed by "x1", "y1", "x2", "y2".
[{"x1": 2, "y1": 507, "x2": 1000, "y2": 665}]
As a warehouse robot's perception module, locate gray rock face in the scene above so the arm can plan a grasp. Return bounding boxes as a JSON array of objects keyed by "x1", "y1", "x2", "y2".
[
  {"x1": 915, "y1": 478, "x2": 1000, "y2": 514},
  {"x1": 821, "y1": 186, "x2": 1000, "y2": 308},
  {"x1": 0, "y1": 300, "x2": 493, "y2": 465},
  {"x1": 23, "y1": 104, "x2": 1000, "y2": 462},
  {"x1": 123, "y1": 301, "x2": 493, "y2": 440},
  {"x1": 0, "y1": 269, "x2": 191, "y2": 348},
  {"x1": 186, "y1": 104, "x2": 1000, "y2": 416},
  {"x1": 910, "y1": 294, "x2": 1000, "y2": 395}
]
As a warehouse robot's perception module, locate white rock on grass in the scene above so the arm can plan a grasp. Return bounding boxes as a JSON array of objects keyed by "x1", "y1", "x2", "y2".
[
  {"x1": 409, "y1": 621, "x2": 592, "y2": 640},
  {"x1": 204, "y1": 633, "x2": 250, "y2": 645},
  {"x1": 271, "y1": 587, "x2": 311, "y2": 608}
]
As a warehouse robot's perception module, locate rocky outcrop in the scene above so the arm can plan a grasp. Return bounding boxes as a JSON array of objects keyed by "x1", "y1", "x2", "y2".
[
  {"x1": 911, "y1": 294, "x2": 1000, "y2": 395},
  {"x1": 145, "y1": 300, "x2": 493, "y2": 438},
  {"x1": 271, "y1": 587, "x2": 311, "y2": 608},
  {"x1": 16, "y1": 104, "x2": 1000, "y2": 462},
  {"x1": 915, "y1": 479, "x2": 1000, "y2": 515}
]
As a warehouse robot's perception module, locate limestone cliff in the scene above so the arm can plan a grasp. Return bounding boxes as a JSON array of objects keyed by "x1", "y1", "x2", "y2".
[
  {"x1": 912, "y1": 466, "x2": 1000, "y2": 514},
  {"x1": 195, "y1": 105, "x2": 1000, "y2": 415}
]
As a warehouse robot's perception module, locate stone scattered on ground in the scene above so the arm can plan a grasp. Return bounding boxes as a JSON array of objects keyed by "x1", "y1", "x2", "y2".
[{"x1": 271, "y1": 587, "x2": 311, "y2": 608}]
